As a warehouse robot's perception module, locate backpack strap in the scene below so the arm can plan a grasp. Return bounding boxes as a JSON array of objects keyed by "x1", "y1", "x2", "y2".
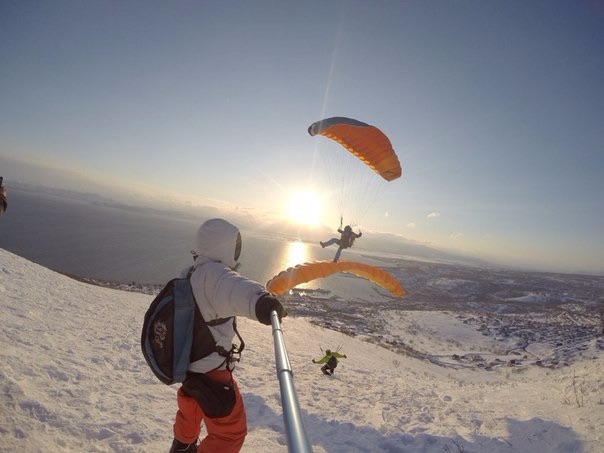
[
  {"x1": 186, "y1": 265, "x2": 195, "y2": 279},
  {"x1": 210, "y1": 317, "x2": 245, "y2": 372},
  {"x1": 187, "y1": 264, "x2": 246, "y2": 372}
]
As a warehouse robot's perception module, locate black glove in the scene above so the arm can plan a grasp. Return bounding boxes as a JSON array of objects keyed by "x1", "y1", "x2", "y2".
[
  {"x1": 255, "y1": 295, "x2": 287, "y2": 325},
  {"x1": 344, "y1": 355, "x2": 348, "y2": 358}
]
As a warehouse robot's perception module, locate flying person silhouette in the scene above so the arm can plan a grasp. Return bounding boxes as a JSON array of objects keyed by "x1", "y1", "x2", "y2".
[{"x1": 320, "y1": 225, "x2": 362, "y2": 262}]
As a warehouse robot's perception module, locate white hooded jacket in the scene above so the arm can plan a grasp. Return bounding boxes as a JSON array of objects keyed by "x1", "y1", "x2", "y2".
[{"x1": 181, "y1": 219, "x2": 268, "y2": 373}]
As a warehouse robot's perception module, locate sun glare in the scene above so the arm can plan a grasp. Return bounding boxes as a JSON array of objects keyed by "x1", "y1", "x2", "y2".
[{"x1": 286, "y1": 191, "x2": 322, "y2": 226}]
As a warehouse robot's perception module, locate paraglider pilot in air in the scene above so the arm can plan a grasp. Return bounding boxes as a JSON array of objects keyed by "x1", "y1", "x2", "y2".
[
  {"x1": 312, "y1": 349, "x2": 347, "y2": 376},
  {"x1": 320, "y1": 225, "x2": 362, "y2": 262}
]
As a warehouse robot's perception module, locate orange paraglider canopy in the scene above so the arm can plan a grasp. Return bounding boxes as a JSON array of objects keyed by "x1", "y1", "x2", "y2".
[
  {"x1": 308, "y1": 117, "x2": 402, "y2": 182},
  {"x1": 266, "y1": 260, "x2": 405, "y2": 297}
]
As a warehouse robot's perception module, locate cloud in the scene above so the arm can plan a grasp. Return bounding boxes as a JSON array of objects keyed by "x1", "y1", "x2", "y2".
[
  {"x1": 450, "y1": 232, "x2": 464, "y2": 240},
  {"x1": 427, "y1": 212, "x2": 441, "y2": 219},
  {"x1": 407, "y1": 222, "x2": 416, "y2": 229}
]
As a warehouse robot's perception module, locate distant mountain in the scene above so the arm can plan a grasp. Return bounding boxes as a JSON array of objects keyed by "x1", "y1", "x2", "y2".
[{"x1": 358, "y1": 232, "x2": 490, "y2": 268}]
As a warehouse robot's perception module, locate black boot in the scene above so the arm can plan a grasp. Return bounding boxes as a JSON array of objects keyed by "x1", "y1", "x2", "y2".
[{"x1": 169, "y1": 438, "x2": 197, "y2": 453}]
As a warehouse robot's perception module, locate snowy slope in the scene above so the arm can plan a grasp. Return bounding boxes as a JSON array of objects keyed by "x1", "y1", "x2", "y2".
[{"x1": 0, "y1": 248, "x2": 602, "y2": 452}]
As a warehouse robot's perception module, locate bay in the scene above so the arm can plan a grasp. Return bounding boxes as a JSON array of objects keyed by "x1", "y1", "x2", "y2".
[{"x1": 0, "y1": 188, "x2": 393, "y2": 302}]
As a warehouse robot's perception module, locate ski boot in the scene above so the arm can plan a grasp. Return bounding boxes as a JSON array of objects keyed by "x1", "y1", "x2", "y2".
[{"x1": 169, "y1": 438, "x2": 198, "y2": 452}]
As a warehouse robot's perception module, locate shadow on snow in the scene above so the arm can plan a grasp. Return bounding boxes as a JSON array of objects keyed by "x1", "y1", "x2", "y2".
[{"x1": 243, "y1": 393, "x2": 584, "y2": 453}]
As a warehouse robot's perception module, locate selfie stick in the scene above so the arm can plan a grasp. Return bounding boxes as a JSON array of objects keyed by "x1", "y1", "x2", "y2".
[{"x1": 271, "y1": 311, "x2": 312, "y2": 452}]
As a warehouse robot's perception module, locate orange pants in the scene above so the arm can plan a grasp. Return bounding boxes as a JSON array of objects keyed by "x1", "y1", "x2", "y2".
[{"x1": 173, "y1": 369, "x2": 247, "y2": 453}]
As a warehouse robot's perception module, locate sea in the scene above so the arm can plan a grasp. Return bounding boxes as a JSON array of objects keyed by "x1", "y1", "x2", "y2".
[{"x1": 0, "y1": 188, "x2": 395, "y2": 302}]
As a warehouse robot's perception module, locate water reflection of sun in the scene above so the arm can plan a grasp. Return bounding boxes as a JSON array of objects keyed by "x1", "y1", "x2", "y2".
[
  {"x1": 285, "y1": 240, "x2": 308, "y2": 269},
  {"x1": 274, "y1": 240, "x2": 314, "y2": 291}
]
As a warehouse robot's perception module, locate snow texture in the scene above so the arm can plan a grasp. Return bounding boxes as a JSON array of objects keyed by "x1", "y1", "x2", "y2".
[{"x1": 0, "y1": 248, "x2": 602, "y2": 452}]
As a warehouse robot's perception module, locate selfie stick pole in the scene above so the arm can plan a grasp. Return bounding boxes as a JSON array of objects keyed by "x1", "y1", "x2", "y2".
[{"x1": 271, "y1": 311, "x2": 312, "y2": 453}]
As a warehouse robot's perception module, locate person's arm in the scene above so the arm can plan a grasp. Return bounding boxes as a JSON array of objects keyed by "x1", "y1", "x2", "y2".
[
  {"x1": 312, "y1": 355, "x2": 329, "y2": 364},
  {"x1": 193, "y1": 262, "x2": 285, "y2": 323},
  {"x1": 332, "y1": 352, "x2": 347, "y2": 359}
]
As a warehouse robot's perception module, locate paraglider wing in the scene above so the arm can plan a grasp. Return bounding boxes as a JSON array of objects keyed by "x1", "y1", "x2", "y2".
[
  {"x1": 308, "y1": 117, "x2": 402, "y2": 182},
  {"x1": 266, "y1": 260, "x2": 405, "y2": 297}
]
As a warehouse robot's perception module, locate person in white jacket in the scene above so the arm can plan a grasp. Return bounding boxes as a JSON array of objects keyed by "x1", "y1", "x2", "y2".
[{"x1": 170, "y1": 218, "x2": 286, "y2": 453}]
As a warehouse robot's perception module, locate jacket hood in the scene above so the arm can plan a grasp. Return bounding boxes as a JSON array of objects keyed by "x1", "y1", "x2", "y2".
[{"x1": 193, "y1": 218, "x2": 242, "y2": 269}]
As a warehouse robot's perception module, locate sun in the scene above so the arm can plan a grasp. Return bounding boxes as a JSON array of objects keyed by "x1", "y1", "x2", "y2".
[{"x1": 285, "y1": 190, "x2": 322, "y2": 226}]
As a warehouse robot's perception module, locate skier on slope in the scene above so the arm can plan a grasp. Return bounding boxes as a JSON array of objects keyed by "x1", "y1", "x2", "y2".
[{"x1": 312, "y1": 349, "x2": 347, "y2": 376}]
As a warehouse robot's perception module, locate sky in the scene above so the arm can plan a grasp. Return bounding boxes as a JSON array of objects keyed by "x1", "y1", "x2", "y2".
[
  {"x1": 1, "y1": 1, "x2": 603, "y2": 274},
  {"x1": 1, "y1": 247, "x2": 602, "y2": 452}
]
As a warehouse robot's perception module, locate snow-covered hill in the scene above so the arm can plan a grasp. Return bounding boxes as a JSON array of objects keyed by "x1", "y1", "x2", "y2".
[{"x1": 0, "y1": 248, "x2": 602, "y2": 452}]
